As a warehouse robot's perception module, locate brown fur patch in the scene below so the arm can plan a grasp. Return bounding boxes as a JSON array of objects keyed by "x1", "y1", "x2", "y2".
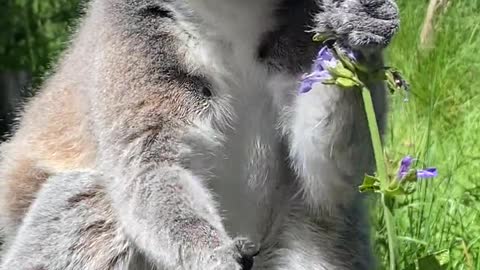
[
  {"x1": 1, "y1": 158, "x2": 50, "y2": 225},
  {"x1": 0, "y1": 83, "x2": 97, "y2": 229}
]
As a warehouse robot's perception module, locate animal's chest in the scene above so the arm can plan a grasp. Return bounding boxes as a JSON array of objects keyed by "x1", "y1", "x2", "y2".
[
  {"x1": 207, "y1": 65, "x2": 296, "y2": 240},
  {"x1": 188, "y1": 19, "x2": 314, "y2": 237}
]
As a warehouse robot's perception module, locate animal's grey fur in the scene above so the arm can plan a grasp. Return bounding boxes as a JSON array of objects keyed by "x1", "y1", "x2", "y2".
[
  {"x1": 0, "y1": 0, "x2": 399, "y2": 269},
  {"x1": 314, "y1": 0, "x2": 400, "y2": 48}
]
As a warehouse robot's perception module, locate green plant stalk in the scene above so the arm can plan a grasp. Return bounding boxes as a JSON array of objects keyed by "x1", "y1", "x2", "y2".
[
  {"x1": 382, "y1": 194, "x2": 397, "y2": 270},
  {"x1": 360, "y1": 86, "x2": 388, "y2": 188},
  {"x1": 360, "y1": 85, "x2": 397, "y2": 270}
]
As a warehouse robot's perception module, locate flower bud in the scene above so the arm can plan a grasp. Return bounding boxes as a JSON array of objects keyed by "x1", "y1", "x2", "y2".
[{"x1": 328, "y1": 66, "x2": 355, "y2": 79}]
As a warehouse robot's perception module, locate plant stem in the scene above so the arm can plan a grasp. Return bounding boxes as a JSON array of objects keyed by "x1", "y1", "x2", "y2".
[
  {"x1": 382, "y1": 194, "x2": 397, "y2": 270},
  {"x1": 360, "y1": 86, "x2": 388, "y2": 187},
  {"x1": 360, "y1": 85, "x2": 397, "y2": 270}
]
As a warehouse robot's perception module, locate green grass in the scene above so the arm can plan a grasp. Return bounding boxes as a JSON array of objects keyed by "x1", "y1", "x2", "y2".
[{"x1": 374, "y1": 0, "x2": 480, "y2": 269}]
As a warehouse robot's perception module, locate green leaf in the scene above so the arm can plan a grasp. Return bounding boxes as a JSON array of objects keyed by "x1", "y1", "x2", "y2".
[
  {"x1": 358, "y1": 175, "x2": 381, "y2": 193},
  {"x1": 406, "y1": 250, "x2": 450, "y2": 270},
  {"x1": 387, "y1": 80, "x2": 397, "y2": 94},
  {"x1": 312, "y1": 33, "x2": 329, "y2": 43},
  {"x1": 385, "y1": 186, "x2": 411, "y2": 196},
  {"x1": 353, "y1": 62, "x2": 370, "y2": 73},
  {"x1": 402, "y1": 170, "x2": 418, "y2": 182},
  {"x1": 417, "y1": 254, "x2": 446, "y2": 270},
  {"x1": 431, "y1": 249, "x2": 450, "y2": 266},
  {"x1": 385, "y1": 180, "x2": 416, "y2": 196},
  {"x1": 321, "y1": 78, "x2": 336, "y2": 85},
  {"x1": 335, "y1": 77, "x2": 358, "y2": 88},
  {"x1": 333, "y1": 47, "x2": 357, "y2": 72}
]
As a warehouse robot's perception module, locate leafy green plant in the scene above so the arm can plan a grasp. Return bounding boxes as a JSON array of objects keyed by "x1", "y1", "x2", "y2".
[
  {"x1": 378, "y1": 0, "x2": 480, "y2": 269},
  {"x1": 0, "y1": 0, "x2": 82, "y2": 82}
]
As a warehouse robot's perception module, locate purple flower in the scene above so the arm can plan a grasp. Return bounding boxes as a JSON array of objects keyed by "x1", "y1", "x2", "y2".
[
  {"x1": 299, "y1": 45, "x2": 360, "y2": 93},
  {"x1": 416, "y1": 168, "x2": 438, "y2": 178},
  {"x1": 314, "y1": 46, "x2": 338, "y2": 71},
  {"x1": 397, "y1": 156, "x2": 438, "y2": 181},
  {"x1": 299, "y1": 46, "x2": 337, "y2": 93},
  {"x1": 299, "y1": 70, "x2": 332, "y2": 93},
  {"x1": 397, "y1": 155, "x2": 414, "y2": 179}
]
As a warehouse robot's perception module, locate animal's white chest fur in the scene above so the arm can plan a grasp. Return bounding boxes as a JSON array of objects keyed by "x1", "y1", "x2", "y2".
[
  {"x1": 182, "y1": 0, "x2": 296, "y2": 240},
  {"x1": 208, "y1": 64, "x2": 291, "y2": 240},
  {"x1": 193, "y1": 46, "x2": 297, "y2": 241}
]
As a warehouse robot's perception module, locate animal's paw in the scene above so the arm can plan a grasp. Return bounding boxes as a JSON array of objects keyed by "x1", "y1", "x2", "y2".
[
  {"x1": 206, "y1": 237, "x2": 259, "y2": 270},
  {"x1": 314, "y1": 0, "x2": 399, "y2": 48}
]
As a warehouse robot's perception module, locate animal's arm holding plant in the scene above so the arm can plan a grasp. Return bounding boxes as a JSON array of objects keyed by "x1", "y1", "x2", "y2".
[
  {"x1": 281, "y1": 0, "x2": 400, "y2": 212},
  {"x1": 314, "y1": 0, "x2": 400, "y2": 48}
]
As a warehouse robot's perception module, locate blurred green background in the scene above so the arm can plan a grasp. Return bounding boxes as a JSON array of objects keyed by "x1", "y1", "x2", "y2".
[
  {"x1": 0, "y1": 0, "x2": 82, "y2": 135},
  {"x1": 0, "y1": 0, "x2": 478, "y2": 269}
]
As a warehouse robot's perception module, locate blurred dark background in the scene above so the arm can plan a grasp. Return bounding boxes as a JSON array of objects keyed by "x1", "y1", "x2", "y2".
[{"x1": 0, "y1": 0, "x2": 82, "y2": 140}]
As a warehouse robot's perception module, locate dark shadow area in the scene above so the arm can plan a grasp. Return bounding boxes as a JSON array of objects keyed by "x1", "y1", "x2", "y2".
[{"x1": 0, "y1": 71, "x2": 30, "y2": 140}]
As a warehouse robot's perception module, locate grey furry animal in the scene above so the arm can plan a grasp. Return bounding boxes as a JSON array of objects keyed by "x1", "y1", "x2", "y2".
[{"x1": 0, "y1": 0, "x2": 399, "y2": 269}]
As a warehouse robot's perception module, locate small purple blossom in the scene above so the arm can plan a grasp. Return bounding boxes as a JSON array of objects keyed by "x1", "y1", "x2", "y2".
[
  {"x1": 416, "y1": 168, "x2": 438, "y2": 178},
  {"x1": 397, "y1": 155, "x2": 414, "y2": 179},
  {"x1": 314, "y1": 46, "x2": 338, "y2": 71},
  {"x1": 299, "y1": 46, "x2": 338, "y2": 93},
  {"x1": 299, "y1": 70, "x2": 332, "y2": 93},
  {"x1": 299, "y1": 45, "x2": 359, "y2": 93},
  {"x1": 397, "y1": 155, "x2": 438, "y2": 181}
]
